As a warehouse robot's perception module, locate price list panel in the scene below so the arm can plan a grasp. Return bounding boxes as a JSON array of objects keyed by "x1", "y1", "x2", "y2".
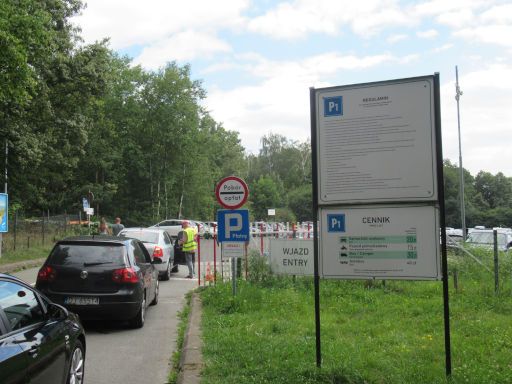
[{"x1": 320, "y1": 205, "x2": 441, "y2": 280}]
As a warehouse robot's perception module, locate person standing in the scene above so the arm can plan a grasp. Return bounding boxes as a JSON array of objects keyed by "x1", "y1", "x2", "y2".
[
  {"x1": 179, "y1": 220, "x2": 197, "y2": 278},
  {"x1": 99, "y1": 217, "x2": 112, "y2": 235},
  {"x1": 111, "y1": 217, "x2": 124, "y2": 236}
]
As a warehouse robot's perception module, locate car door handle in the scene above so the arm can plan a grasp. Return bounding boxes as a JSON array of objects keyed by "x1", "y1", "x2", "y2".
[{"x1": 28, "y1": 346, "x2": 40, "y2": 358}]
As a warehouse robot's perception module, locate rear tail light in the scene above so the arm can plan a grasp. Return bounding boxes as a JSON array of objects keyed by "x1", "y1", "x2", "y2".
[
  {"x1": 152, "y1": 246, "x2": 164, "y2": 258},
  {"x1": 112, "y1": 267, "x2": 139, "y2": 283},
  {"x1": 37, "y1": 266, "x2": 57, "y2": 282}
]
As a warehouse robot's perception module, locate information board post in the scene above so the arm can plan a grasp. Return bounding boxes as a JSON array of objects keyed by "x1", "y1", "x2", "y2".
[
  {"x1": 310, "y1": 87, "x2": 322, "y2": 368},
  {"x1": 435, "y1": 73, "x2": 452, "y2": 376}
]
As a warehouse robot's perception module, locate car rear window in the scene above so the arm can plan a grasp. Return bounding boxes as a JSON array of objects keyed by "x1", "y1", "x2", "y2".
[
  {"x1": 48, "y1": 243, "x2": 126, "y2": 266},
  {"x1": 119, "y1": 231, "x2": 159, "y2": 244}
]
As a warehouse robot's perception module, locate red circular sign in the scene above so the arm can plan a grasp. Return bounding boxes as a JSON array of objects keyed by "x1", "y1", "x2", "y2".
[{"x1": 215, "y1": 176, "x2": 249, "y2": 209}]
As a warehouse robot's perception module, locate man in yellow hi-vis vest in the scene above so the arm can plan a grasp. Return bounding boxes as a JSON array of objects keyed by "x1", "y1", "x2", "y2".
[{"x1": 179, "y1": 220, "x2": 197, "y2": 278}]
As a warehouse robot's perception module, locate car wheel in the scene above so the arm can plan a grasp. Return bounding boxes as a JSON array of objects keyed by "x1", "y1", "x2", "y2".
[
  {"x1": 171, "y1": 264, "x2": 179, "y2": 273},
  {"x1": 162, "y1": 261, "x2": 171, "y2": 281},
  {"x1": 67, "y1": 339, "x2": 85, "y2": 384},
  {"x1": 130, "y1": 295, "x2": 146, "y2": 329},
  {"x1": 150, "y1": 281, "x2": 159, "y2": 306}
]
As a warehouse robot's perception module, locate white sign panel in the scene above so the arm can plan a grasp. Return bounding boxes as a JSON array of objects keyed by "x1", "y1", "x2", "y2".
[
  {"x1": 316, "y1": 77, "x2": 437, "y2": 204},
  {"x1": 268, "y1": 209, "x2": 276, "y2": 216},
  {"x1": 319, "y1": 205, "x2": 441, "y2": 280},
  {"x1": 269, "y1": 239, "x2": 314, "y2": 276},
  {"x1": 85, "y1": 208, "x2": 94, "y2": 215},
  {"x1": 222, "y1": 242, "x2": 245, "y2": 258}
]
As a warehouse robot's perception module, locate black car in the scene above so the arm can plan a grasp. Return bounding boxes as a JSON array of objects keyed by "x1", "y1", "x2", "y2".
[
  {"x1": 0, "y1": 273, "x2": 86, "y2": 384},
  {"x1": 36, "y1": 235, "x2": 160, "y2": 328}
]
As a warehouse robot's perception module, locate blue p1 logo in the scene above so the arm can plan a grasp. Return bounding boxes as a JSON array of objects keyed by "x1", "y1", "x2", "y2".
[
  {"x1": 327, "y1": 214, "x2": 345, "y2": 233},
  {"x1": 324, "y1": 96, "x2": 343, "y2": 117}
]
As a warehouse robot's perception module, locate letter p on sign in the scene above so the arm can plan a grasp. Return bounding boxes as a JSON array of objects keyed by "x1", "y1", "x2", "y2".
[{"x1": 225, "y1": 213, "x2": 242, "y2": 238}]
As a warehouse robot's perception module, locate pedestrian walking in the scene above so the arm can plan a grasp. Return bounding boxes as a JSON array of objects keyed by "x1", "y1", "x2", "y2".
[
  {"x1": 111, "y1": 217, "x2": 124, "y2": 236},
  {"x1": 179, "y1": 220, "x2": 197, "y2": 278}
]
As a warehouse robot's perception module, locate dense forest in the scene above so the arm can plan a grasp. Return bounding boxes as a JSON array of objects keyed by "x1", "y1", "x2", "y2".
[{"x1": 1, "y1": 0, "x2": 511, "y2": 228}]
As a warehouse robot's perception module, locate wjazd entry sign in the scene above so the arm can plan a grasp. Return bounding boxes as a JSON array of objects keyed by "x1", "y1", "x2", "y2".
[{"x1": 270, "y1": 239, "x2": 314, "y2": 276}]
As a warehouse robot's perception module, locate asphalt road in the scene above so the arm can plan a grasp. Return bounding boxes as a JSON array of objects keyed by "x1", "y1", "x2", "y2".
[{"x1": 14, "y1": 266, "x2": 196, "y2": 384}]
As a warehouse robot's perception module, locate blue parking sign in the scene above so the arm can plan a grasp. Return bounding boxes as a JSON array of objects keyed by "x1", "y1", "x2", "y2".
[
  {"x1": 0, "y1": 194, "x2": 8, "y2": 233},
  {"x1": 324, "y1": 96, "x2": 343, "y2": 117},
  {"x1": 217, "y1": 209, "x2": 250, "y2": 242}
]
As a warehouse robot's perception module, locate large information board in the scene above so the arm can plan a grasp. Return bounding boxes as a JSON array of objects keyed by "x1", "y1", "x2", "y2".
[
  {"x1": 316, "y1": 77, "x2": 437, "y2": 205},
  {"x1": 319, "y1": 205, "x2": 440, "y2": 280}
]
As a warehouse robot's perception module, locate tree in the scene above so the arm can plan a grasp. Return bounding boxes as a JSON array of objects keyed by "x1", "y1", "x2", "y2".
[{"x1": 250, "y1": 175, "x2": 285, "y2": 220}]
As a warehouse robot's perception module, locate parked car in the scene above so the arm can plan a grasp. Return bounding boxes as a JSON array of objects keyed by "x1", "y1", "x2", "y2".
[
  {"x1": 36, "y1": 235, "x2": 160, "y2": 328},
  {"x1": 151, "y1": 219, "x2": 186, "y2": 237},
  {"x1": 151, "y1": 219, "x2": 204, "y2": 237},
  {"x1": 118, "y1": 227, "x2": 177, "y2": 279},
  {"x1": 0, "y1": 273, "x2": 86, "y2": 384},
  {"x1": 465, "y1": 228, "x2": 512, "y2": 252}
]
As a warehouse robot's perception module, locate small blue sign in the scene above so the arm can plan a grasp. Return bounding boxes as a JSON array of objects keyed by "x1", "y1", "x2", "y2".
[
  {"x1": 327, "y1": 214, "x2": 345, "y2": 233},
  {"x1": 217, "y1": 209, "x2": 250, "y2": 242},
  {"x1": 324, "y1": 96, "x2": 343, "y2": 117},
  {"x1": 0, "y1": 193, "x2": 8, "y2": 233}
]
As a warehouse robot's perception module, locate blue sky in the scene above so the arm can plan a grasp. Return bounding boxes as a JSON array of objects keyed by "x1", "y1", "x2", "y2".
[{"x1": 73, "y1": 0, "x2": 512, "y2": 176}]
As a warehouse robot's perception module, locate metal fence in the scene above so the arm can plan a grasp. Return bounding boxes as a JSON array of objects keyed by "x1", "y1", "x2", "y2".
[{"x1": 2, "y1": 211, "x2": 92, "y2": 252}]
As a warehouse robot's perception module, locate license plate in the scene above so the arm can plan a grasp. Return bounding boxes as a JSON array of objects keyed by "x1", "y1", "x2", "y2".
[{"x1": 64, "y1": 296, "x2": 99, "y2": 305}]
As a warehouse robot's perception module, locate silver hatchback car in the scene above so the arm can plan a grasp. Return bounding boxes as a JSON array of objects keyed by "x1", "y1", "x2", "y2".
[{"x1": 118, "y1": 228, "x2": 177, "y2": 279}]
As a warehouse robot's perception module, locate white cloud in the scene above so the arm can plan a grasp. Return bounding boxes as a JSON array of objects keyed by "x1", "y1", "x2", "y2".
[
  {"x1": 455, "y1": 25, "x2": 512, "y2": 47},
  {"x1": 432, "y1": 43, "x2": 453, "y2": 53},
  {"x1": 133, "y1": 31, "x2": 231, "y2": 69},
  {"x1": 480, "y1": 4, "x2": 512, "y2": 23},
  {"x1": 247, "y1": 0, "x2": 415, "y2": 39},
  {"x1": 417, "y1": 29, "x2": 439, "y2": 38},
  {"x1": 387, "y1": 34, "x2": 408, "y2": 44},
  {"x1": 73, "y1": 0, "x2": 249, "y2": 49}
]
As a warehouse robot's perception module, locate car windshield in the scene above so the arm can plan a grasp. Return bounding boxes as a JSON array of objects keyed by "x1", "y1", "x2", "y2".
[
  {"x1": 120, "y1": 231, "x2": 159, "y2": 244},
  {"x1": 466, "y1": 232, "x2": 507, "y2": 246},
  {"x1": 48, "y1": 243, "x2": 126, "y2": 266}
]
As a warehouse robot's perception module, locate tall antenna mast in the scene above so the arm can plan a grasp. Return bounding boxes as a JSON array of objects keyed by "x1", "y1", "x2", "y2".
[{"x1": 455, "y1": 66, "x2": 466, "y2": 239}]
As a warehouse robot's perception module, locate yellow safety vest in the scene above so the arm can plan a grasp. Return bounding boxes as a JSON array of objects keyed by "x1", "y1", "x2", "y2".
[{"x1": 182, "y1": 227, "x2": 197, "y2": 252}]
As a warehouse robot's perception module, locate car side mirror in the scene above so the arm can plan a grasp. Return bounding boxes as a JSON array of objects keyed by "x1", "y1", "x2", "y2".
[{"x1": 48, "y1": 302, "x2": 69, "y2": 320}]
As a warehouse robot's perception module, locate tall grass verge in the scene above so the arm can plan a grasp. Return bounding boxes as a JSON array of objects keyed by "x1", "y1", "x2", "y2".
[{"x1": 199, "y1": 251, "x2": 512, "y2": 383}]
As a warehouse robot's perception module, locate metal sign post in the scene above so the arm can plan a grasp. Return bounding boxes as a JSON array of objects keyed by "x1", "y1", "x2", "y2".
[{"x1": 215, "y1": 176, "x2": 250, "y2": 295}]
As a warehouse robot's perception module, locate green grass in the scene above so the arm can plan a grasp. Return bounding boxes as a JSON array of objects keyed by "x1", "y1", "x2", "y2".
[
  {"x1": 199, "y1": 251, "x2": 512, "y2": 384},
  {"x1": 0, "y1": 245, "x2": 51, "y2": 266},
  {"x1": 168, "y1": 290, "x2": 194, "y2": 384}
]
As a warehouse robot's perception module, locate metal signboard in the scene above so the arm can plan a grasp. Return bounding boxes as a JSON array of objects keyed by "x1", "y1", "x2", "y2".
[
  {"x1": 0, "y1": 194, "x2": 8, "y2": 233},
  {"x1": 222, "y1": 242, "x2": 245, "y2": 258},
  {"x1": 269, "y1": 239, "x2": 314, "y2": 276},
  {"x1": 315, "y1": 76, "x2": 438, "y2": 205},
  {"x1": 217, "y1": 209, "x2": 250, "y2": 243},
  {"x1": 82, "y1": 197, "x2": 90, "y2": 210},
  {"x1": 319, "y1": 205, "x2": 441, "y2": 280},
  {"x1": 215, "y1": 176, "x2": 249, "y2": 209}
]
